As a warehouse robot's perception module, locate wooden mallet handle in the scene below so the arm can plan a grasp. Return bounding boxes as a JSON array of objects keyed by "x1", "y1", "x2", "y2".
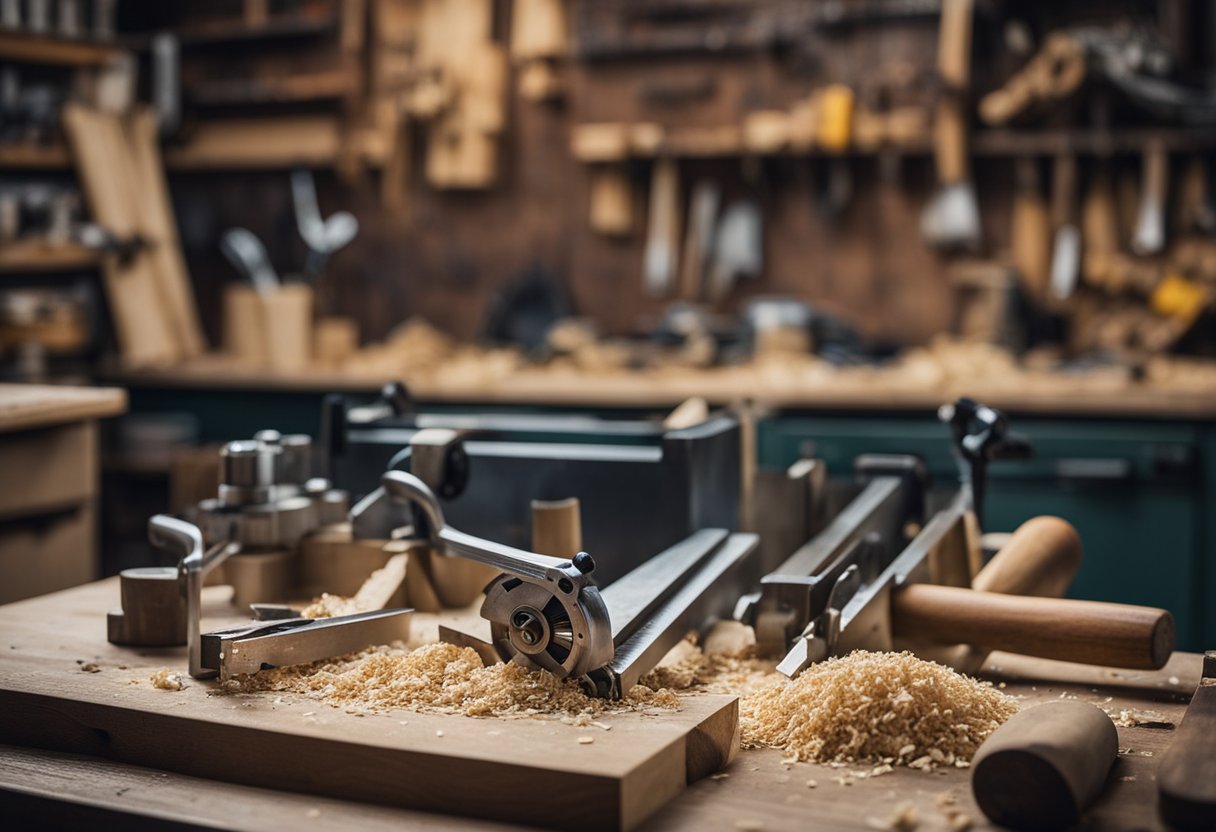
[
  {"x1": 972, "y1": 515, "x2": 1082, "y2": 597},
  {"x1": 892, "y1": 585, "x2": 1174, "y2": 670}
]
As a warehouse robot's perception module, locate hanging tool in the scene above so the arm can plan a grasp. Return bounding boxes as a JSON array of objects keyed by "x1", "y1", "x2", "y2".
[
  {"x1": 707, "y1": 200, "x2": 763, "y2": 302},
  {"x1": 290, "y1": 168, "x2": 359, "y2": 282},
  {"x1": 1132, "y1": 139, "x2": 1168, "y2": 256},
  {"x1": 920, "y1": 0, "x2": 981, "y2": 252},
  {"x1": 678, "y1": 179, "x2": 720, "y2": 300},
  {"x1": 1010, "y1": 157, "x2": 1051, "y2": 299},
  {"x1": 143, "y1": 514, "x2": 410, "y2": 681},
  {"x1": 221, "y1": 228, "x2": 279, "y2": 296},
  {"x1": 644, "y1": 157, "x2": 681, "y2": 296},
  {"x1": 382, "y1": 470, "x2": 759, "y2": 699},
  {"x1": 1157, "y1": 651, "x2": 1216, "y2": 830},
  {"x1": 1049, "y1": 151, "x2": 1081, "y2": 300}
]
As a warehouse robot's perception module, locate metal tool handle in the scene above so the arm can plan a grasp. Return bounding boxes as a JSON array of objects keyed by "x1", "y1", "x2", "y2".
[
  {"x1": 380, "y1": 470, "x2": 589, "y2": 584},
  {"x1": 891, "y1": 585, "x2": 1174, "y2": 670},
  {"x1": 148, "y1": 514, "x2": 239, "y2": 678}
]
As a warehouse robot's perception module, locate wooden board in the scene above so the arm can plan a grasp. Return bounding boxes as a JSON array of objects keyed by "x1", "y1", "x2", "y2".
[
  {"x1": 0, "y1": 601, "x2": 1203, "y2": 831},
  {"x1": 125, "y1": 108, "x2": 207, "y2": 358},
  {"x1": 0, "y1": 579, "x2": 737, "y2": 832},
  {"x1": 63, "y1": 104, "x2": 182, "y2": 368},
  {"x1": 0, "y1": 384, "x2": 126, "y2": 433}
]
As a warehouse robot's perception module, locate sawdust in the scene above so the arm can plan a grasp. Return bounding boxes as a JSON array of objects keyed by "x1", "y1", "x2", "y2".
[
  {"x1": 229, "y1": 642, "x2": 680, "y2": 718},
  {"x1": 150, "y1": 669, "x2": 184, "y2": 691},
  {"x1": 300, "y1": 593, "x2": 361, "y2": 619},
  {"x1": 638, "y1": 635, "x2": 782, "y2": 696},
  {"x1": 740, "y1": 651, "x2": 1018, "y2": 768}
]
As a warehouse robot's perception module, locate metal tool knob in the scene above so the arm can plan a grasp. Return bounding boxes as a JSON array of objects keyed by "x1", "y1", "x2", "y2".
[
  {"x1": 276, "y1": 434, "x2": 312, "y2": 484},
  {"x1": 221, "y1": 440, "x2": 264, "y2": 487}
]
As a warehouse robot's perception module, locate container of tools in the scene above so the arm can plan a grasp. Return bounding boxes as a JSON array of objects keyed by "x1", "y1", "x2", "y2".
[{"x1": 223, "y1": 281, "x2": 313, "y2": 372}]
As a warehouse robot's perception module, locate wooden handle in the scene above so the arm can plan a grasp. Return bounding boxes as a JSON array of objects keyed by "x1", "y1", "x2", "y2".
[
  {"x1": 1051, "y1": 152, "x2": 1078, "y2": 227},
  {"x1": 972, "y1": 516, "x2": 1081, "y2": 597},
  {"x1": 531, "y1": 497, "x2": 582, "y2": 558},
  {"x1": 937, "y1": 0, "x2": 974, "y2": 87},
  {"x1": 892, "y1": 585, "x2": 1174, "y2": 669},
  {"x1": 933, "y1": 99, "x2": 967, "y2": 184},
  {"x1": 972, "y1": 701, "x2": 1118, "y2": 831}
]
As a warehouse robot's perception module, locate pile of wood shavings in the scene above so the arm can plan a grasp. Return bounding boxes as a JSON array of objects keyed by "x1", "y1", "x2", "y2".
[
  {"x1": 300, "y1": 593, "x2": 361, "y2": 619},
  {"x1": 741, "y1": 651, "x2": 1018, "y2": 769},
  {"x1": 229, "y1": 642, "x2": 680, "y2": 717},
  {"x1": 640, "y1": 638, "x2": 782, "y2": 696}
]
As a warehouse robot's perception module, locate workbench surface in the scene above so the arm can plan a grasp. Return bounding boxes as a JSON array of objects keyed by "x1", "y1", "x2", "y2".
[
  {"x1": 0, "y1": 383, "x2": 127, "y2": 433},
  {"x1": 0, "y1": 578, "x2": 1203, "y2": 831},
  {"x1": 112, "y1": 362, "x2": 1216, "y2": 420}
]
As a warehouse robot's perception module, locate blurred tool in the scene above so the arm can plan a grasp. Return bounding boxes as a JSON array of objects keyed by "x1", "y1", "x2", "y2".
[
  {"x1": 971, "y1": 701, "x2": 1118, "y2": 831},
  {"x1": 921, "y1": 0, "x2": 981, "y2": 252},
  {"x1": 1010, "y1": 157, "x2": 1051, "y2": 298},
  {"x1": 290, "y1": 168, "x2": 359, "y2": 282},
  {"x1": 708, "y1": 200, "x2": 762, "y2": 302},
  {"x1": 150, "y1": 33, "x2": 181, "y2": 137},
  {"x1": 679, "y1": 180, "x2": 720, "y2": 300},
  {"x1": 1157, "y1": 651, "x2": 1216, "y2": 830},
  {"x1": 644, "y1": 157, "x2": 681, "y2": 296},
  {"x1": 816, "y1": 84, "x2": 855, "y2": 217},
  {"x1": 1049, "y1": 152, "x2": 1080, "y2": 300},
  {"x1": 482, "y1": 267, "x2": 570, "y2": 355},
  {"x1": 220, "y1": 228, "x2": 279, "y2": 295},
  {"x1": 1132, "y1": 139, "x2": 1168, "y2": 255}
]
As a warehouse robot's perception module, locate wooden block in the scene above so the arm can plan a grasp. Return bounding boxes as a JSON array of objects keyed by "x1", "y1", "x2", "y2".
[
  {"x1": 571, "y1": 123, "x2": 630, "y2": 163},
  {"x1": 168, "y1": 445, "x2": 221, "y2": 515},
  {"x1": 350, "y1": 553, "x2": 409, "y2": 611},
  {"x1": 225, "y1": 550, "x2": 296, "y2": 609},
  {"x1": 261, "y1": 284, "x2": 313, "y2": 373},
  {"x1": 531, "y1": 497, "x2": 582, "y2": 558},
  {"x1": 589, "y1": 165, "x2": 632, "y2": 236},
  {"x1": 413, "y1": 547, "x2": 498, "y2": 608},
  {"x1": 0, "y1": 577, "x2": 740, "y2": 832},
  {"x1": 222, "y1": 284, "x2": 268, "y2": 366},
  {"x1": 511, "y1": 0, "x2": 568, "y2": 59},
  {"x1": 742, "y1": 110, "x2": 788, "y2": 153},
  {"x1": 299, "y1": 524, "x2": 395, "y2": 598},
  {"x1": 106, "y1": 567, "x2": 186, "y2": 646},
  {"x1": 313, "y1": 316, "x2": 360, "y2": 368}
]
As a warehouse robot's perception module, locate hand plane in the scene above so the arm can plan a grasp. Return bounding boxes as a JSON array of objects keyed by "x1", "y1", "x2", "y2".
[
  {"x1": 381, "y1": 470, "x2": 760, "y2": 699},
  {"x1": 739, "y1": 399, "x2": 1174, "y2": 676}
]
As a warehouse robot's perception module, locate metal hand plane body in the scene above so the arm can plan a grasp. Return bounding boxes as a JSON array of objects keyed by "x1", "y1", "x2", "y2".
[{"x1": 381, "y1": 470, "x2": 760, "y2": 699}]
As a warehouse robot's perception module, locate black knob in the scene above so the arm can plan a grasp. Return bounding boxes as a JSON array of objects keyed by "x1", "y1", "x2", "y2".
[{"x1": 572, "y1": 552, "x2": 595, "y2": 574}]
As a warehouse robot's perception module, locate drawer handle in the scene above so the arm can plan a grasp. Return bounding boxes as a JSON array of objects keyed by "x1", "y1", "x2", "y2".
[{"x1": 1056, "y1": 458, "x2": 1133, "y2": 484}]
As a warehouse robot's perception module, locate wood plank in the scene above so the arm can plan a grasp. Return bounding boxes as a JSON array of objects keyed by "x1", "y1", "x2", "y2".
[
  {"x1": 125, "y1": 108, "x2": 207, "y2": 357},
  {"x1": 164, "y1": 117, "x2": 344, "y2": 169},
  {"x1": 0, "y1": 29, "x2": 124, "y2": 67},
  {"x1": 0, "y1": 579, "x2": 738, "y2": 832},
  {"x1": 0, "y1": 384, "x2": 126, "y2": 433},
  {"x1": 0, "y1": 579, "x2": 1202, "y2": 831},
  {"x1": 62, "y1": 104, "x2": 183, "y2": 367},
  {"x1": 0, "y1": 143, "x2": 72, "y2": 169}
]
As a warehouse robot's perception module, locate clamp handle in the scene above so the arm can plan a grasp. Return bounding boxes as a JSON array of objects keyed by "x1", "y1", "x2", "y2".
[
  {"x1": 380, "y1": 470, "x2": 595, "y2": 586},
  {"x1": 939, "y1": 398, "x2": 1031, "y2": 527}
]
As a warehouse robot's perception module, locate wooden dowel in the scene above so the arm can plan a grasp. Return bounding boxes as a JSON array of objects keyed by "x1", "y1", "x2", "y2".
[{"x1": 531, "y1": 497, "x2": 582, "y2": 558}]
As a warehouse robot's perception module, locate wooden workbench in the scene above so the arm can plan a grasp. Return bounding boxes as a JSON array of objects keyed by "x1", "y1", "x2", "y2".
[
  {"x1": 111, "y1": 361, "x2": 1216, "y2": 420},
  {"x1": 0, "y1": 577, "x2": 1203, "y2": 831}
]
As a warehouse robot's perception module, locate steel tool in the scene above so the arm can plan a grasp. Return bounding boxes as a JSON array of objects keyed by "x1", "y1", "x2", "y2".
[
  {"x1": 220, "y1": 227, "x2": 279, "y2": 295},
  {"x1": 144, "y1": 514, "x2": 409, "y2": 681},
  {"x1": 291, "y1": 168, "x2": 359, "y2": 282},
  {"x1": 1157, "y1": 651, "x2": 1216, "y2": 829},
  {"x1": 738, "y1": 399, "x2": 1174, "y2": 677},
  {"x1": 382, "y1": 469, "x2": 759, "y2": 698}
]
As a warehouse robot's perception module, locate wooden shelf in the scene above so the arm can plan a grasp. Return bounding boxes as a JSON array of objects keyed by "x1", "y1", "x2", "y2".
[
  {"x1": 188, "y1": 69, "x2": 356, "y2": 107},
  {"x1": 971, "y1": 127, "x2": 1216, "y2": 157},
  {"x1": 175, "y1": 12, "x2": 338, "y2": 47},
  {"x1": 0, "y1": 28, "x2": 124, "y2": 67},
  {"x1": 0, "y1": 241, "x2": 102, "y2": 274},
  {"x1": 0, "y1": 143, "x2": 71, "y2": 170}
]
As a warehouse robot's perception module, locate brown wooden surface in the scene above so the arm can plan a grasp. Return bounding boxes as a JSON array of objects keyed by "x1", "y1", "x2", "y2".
[
  {"x1": 0, "y1": 579, "x2": 737, "y2": 832},
  {"x1": 0, "y1": 384, "x2": 126, "y2": 433},
  {"x1": 0, "y1": 29, "x2": 124, "y2": 67},
  {"x1": 109, "y1": 361, "x2": 1216, "y2": 419},
  {"x1": 0, "y1": 575, "x2": 1202, "y2": 831}
]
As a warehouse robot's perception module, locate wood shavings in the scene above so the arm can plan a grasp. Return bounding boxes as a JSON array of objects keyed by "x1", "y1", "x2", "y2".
[
  {"x1": 229, "y1": 642, "x2": 681, "y2": 718},
  {"x1": 867, "y1": 802, "x2": 918, "y2": 831},
  {"x1": 80, "y1": 662, "x2": 100, "y2": 673},
  {"x1": 638, "y1": 635, "x2": 780, "y2": 696},
  {"x1": 1110, "y1": 708, "x2": 1174, "y2": 729},
  {"x1": 150, "y1": 669, "x2": 184, "y2": 691},
  {"x1": 300, "y1": 593, "x2": 362, "y2": 619},
  {"x1": 577, "y1": 736, "x2": 595, "y2": 745},
  {"x1": 741, "y1": 651, "x2": 1018, "y2": 768}
]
